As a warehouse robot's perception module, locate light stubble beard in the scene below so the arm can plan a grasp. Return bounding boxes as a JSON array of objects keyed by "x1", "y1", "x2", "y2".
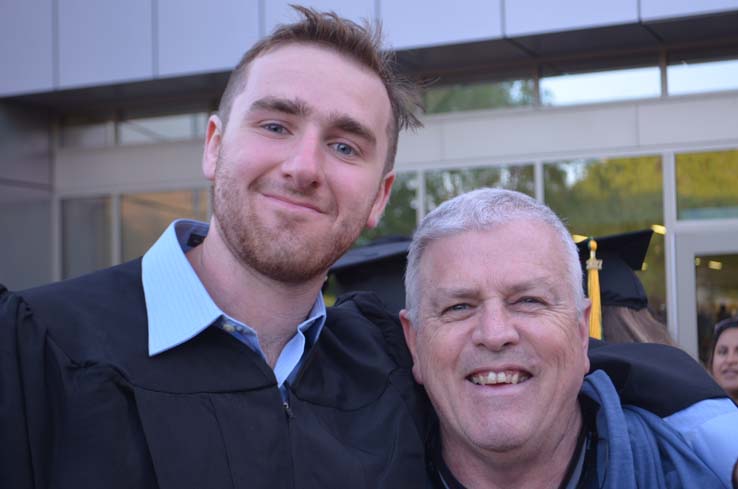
[{"x1": 211, "y1": 156, "x2": 378, "y2": 285}]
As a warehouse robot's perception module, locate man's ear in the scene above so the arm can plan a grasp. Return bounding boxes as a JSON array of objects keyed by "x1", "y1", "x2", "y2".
[
  {"x1": 202, "y1": 115, "x2": 223, "y2": 181},
  {"x1": 400, "y1": 309, "x2": 423, "y2": 385},
  {"x1": 579, "y1": 299, "x2": 592, "y2": 374},
  {"x1": 366, "y1": 170, "x2": 395, "y2": 229}
]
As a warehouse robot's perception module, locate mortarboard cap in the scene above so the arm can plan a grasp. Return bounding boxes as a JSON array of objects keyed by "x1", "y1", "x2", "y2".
[
  {"x1": 576, "y1": 229, "x2": 653, "y2": 311},
  {"x1": 329, "y1": 236, "x2": 411, "y2": 315}
]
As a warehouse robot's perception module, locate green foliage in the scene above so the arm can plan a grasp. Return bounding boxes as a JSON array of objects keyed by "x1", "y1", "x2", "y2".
[
  {"x1": 425, "y1": 166, "x2": 535, "y2": 211},
  {"x1": 424, "y1": 80, "x2": 536, "y2": 114},
  {"x1": 544, "y1": 156, "x2": 666, "y2": 312},
  {"x1": 676, "y1": 150, "x2": 738, "y2": 217},
  {"x1": 356, "y1": 173, "x2": 418, "y2": 246}
]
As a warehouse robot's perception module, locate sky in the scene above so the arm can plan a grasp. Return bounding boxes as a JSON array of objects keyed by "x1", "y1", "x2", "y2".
[{"x1": 541, "y1": 58, "x2": 738, "y2": 106}]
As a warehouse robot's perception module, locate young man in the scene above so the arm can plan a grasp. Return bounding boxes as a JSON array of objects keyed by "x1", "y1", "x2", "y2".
[{"x1": 0, "y1": 7, "x2": 428, "y2": 489}]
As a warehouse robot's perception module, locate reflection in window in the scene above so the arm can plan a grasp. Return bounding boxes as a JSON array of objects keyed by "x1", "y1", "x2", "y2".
[
  {"x1": 121, "y1": 189, "x2": 209, "y2": 261},
  {"x1": 424, "y1": 79, "x2": 535, "y2": 114},
  {"x1": 543, "y1": 156, "x2": 666, "y2": 315},
  {"x1": 676, "y1": 149, "x2": 738, "y2": 220},
  {"x1": 62, "y1": 196, "x2": 112, "y2": 279},
  {"x1": 425, "y1": 164, "x2": 534, "y2": 213},
  {"x1": 541, "y1": 66, "x2": 660, "y2": 106},
  {"x1": 668, "y1": 58, "x2": 738, "y2": 96},
  {"x1": 357, "y1": 172, "x2": 419, "y2": 246},
  {"x1": 695, "y1": 253, "x2": 738, "y2": 364},
  {"x1": 119, "y1": 113, "x2": 208, "y2": 145},
  {"x1": 61, "y1": 121, "x2": 115, "y2": 148}
]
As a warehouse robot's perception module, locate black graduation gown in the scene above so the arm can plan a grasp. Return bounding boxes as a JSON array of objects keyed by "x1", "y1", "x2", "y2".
[
  {"x1": 0, "y1": 260, "x2": 429, "y2": 489},
  {"x1": 1, "y1": 260, "x2": 727, "y2": 489}
]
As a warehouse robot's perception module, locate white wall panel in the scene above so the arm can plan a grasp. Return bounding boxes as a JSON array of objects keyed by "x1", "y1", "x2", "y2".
[
  {"x1": 641, "y1": 0, "x2": 738, "y2": 21},
  {"x1": 382, "y1": 0, "x2": 502, "y2": 50},
  {"x1": 438, "y1": 105, "x2": 638, "y2": 162},
  {"x1": 264, "y1": 1, "x2": 374, "y2": 35},
  {"x1": 0, "y1": 0, "x2": 54, "y2": 96},
  {"x1": 505, "y1": 0, "x2": 638, "y2": 37},
  {"x1": 395, "y1": 93, "x2": 738, "y2": 169},
  {"x1": 52, "y1": 94, "x2": 738, "y2": 194},
  {"x1": 55, "y1": 141, "x2": 205, "y2": 195},
  {"x1": 58, "y1": 0, "x2": 153, "y2": 89},
  {"x1": 638, "y1": 95, "x2": 738, "y2": 146},
  {"x1": 395, "y1": 124, "x2": 444, "y2": 167},
  {"x1": 158, "y1": 0, "x2": 259, "y2": 77}
]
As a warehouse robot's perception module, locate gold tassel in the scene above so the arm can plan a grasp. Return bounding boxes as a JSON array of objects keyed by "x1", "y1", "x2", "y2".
[{"x1": 586, "y1": 238, "x2": 603, "y2": 339}]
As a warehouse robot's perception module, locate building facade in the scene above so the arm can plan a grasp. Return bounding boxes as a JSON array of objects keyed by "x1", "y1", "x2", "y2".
[{"x1": 2, "y1": 0, "x2": 738, "y2": 362}]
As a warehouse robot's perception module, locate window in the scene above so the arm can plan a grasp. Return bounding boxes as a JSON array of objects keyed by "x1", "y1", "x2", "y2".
[
  {"x1": 121, "y1": 189, "x2": 209, "y2": 261},
  {"x1": 543, "y1": 155, "x2": 666, "y2": 316},
  {"x1": 676, "y1": 149, "x2": 738, "y2": 220},
  {"x1": 61, "y1": 120, "x2": 115, "y2": 148},
  {"x1": 541, "y1": 66, "x2": 660, "y2": 106},
  {"x1": 62, "y1": 196, "x2": 112, "y2": 279},
  {"x1": 61, "y1": 112, "x2": 208, "y2": 148},
  {"x1": 357, "y1": 172, "x2": 419, "y2": 245},
  {"x1": 425, "y1": 164, "x2": 534, "y2": 213},
  {"x1": 424, "y1": 79, "x2": 535, "y2": 114},
  {"x1": 695, "y1": 253, "x2": 738, "y2": 363},
  {"x1": 668, "y1": 58, "x2": 738, "y2": 96},
  {"x1": 118, "y1": 113, "x2": 208, "y2": 145}
]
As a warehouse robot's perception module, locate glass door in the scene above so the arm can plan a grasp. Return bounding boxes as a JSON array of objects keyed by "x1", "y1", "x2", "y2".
[{"x1": 675, "y1": 228, "x2": 738, "y2": 364}]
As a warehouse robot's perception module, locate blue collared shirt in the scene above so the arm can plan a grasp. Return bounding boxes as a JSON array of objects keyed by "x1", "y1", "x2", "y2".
[
  {"x1": 142, "y1": 219, "x2": 326, "y2": 391},
  {"x1": 664, "y1": 397, "x2": 738, "y2": 488}
]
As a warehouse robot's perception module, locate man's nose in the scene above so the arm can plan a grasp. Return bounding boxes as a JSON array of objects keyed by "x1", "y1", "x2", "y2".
[
  {"x1": 281, "y1": 131, "x2": 324, "y2": 190},
  {"x1": 471, "y1": 303, "x2": 520, "y2": 352}
]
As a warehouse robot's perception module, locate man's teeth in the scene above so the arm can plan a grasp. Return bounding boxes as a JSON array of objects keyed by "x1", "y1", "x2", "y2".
[{"x1": 469, "y1": 371, "x2": 530, "y2": 385}]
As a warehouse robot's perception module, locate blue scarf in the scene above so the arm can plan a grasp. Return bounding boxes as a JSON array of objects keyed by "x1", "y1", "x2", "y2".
[{"x1": 582, "y1": 370, "x2": 725, "y2": 488}]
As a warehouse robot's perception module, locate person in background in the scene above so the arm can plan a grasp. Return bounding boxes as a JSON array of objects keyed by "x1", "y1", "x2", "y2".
[
  {"x1": 709, "y1": 317, "x2": 738, "y2": 403},
  {"x1": 329, "y1": 235, "x2": 411, "y2": 315},
  {"x1": 577, "y1": 230, "x2": 674, "y2": 345}
]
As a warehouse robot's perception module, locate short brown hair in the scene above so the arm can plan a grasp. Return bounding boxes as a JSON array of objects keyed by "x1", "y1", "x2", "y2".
[{"x1": 217, "y1": 5, "x2": 422, "y2": 172}]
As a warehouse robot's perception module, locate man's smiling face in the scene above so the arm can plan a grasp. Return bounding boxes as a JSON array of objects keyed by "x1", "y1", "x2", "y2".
[
  {"x1": 401, "y1": 219, "x2": 590, "y2": 465},
  {"x1": 203, "y1": 43, "x2": 394, "y2": 283}
]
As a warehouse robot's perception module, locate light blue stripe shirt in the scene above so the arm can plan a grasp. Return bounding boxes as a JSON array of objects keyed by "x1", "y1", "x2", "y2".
[
  {"x1": 142, "y1": 219, "x2": 326, "y2": 390},
  {"x1": 664, "y1": 397, "x2": 738, "y2": 488}
]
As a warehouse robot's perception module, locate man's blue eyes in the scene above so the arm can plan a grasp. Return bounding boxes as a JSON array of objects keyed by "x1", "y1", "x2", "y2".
[
  {"x1": 441, "y1": 298, "x2": 544, "y2": 315},
  {"x1": 518, "y1": 297, "x2": 542, "y2": 304},
  {"x1": 263, "y1": 123, "x2": 287, "y2": 133},
  {"x1": 332, "y1": 142, "x2": 355, "y2": 156},
  {"x1": 260, "y1": 125, "x2": 356, "y2": 156},
  {"x1": 442, "y1": 303, "x2": 470, "y2": 314}
]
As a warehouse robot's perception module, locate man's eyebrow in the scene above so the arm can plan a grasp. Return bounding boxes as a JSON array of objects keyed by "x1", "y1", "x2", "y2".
[
  {"x1": 505, "y1": 278, "x2": 564, "y2": 300},
  {"x1": 247, "y1": 98, "x2": 376, "y2": 147},
  {"x1": 328, "y1": 113, "x2": 376, "y2": 147},
  {"x1": 507, "y1": 280, "x2": 547, "y2": 295},
  {"x1": 429, "y1": 287, "x2": 479, "y2": 306},
  {"x1": 248, "y1": 96, "x2": 311, "y2": 117}
]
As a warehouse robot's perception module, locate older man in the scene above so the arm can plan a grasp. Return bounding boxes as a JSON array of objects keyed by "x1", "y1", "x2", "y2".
[{"x1": 401, "y1": 188, "x2": 730, "y2": 489}]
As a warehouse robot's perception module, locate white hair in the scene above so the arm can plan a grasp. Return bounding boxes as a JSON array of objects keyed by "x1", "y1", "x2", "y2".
[{"x1": 404, "y1": 188, "x2": 586, "y2": 324}]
